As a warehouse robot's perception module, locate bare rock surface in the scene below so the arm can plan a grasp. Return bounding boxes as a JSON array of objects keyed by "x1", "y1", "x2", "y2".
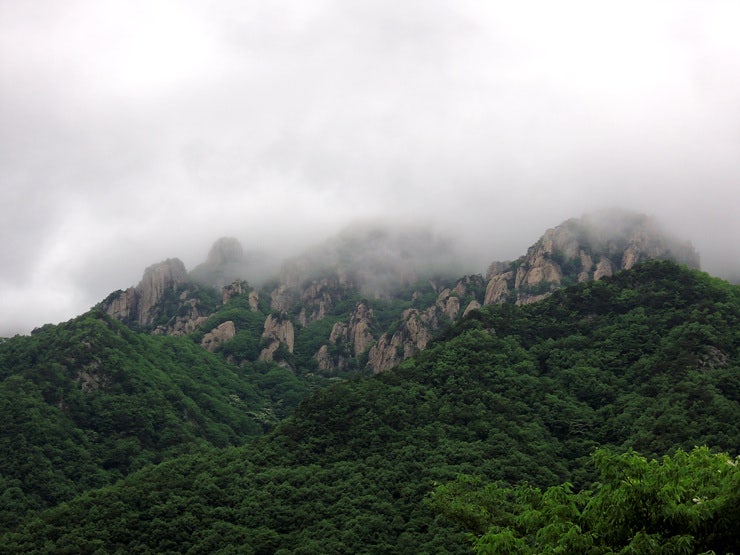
[{"x1": 201, "y1": 321, "x2": 236, "y2": 352}]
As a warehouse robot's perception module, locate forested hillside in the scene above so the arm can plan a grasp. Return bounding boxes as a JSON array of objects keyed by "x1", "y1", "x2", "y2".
[
  {"x1": 0, "y1": 312, "x2": 312, "y2": 529},
  {"x1": 2, "y1": 261, "x2": 738, "y2": 553}
]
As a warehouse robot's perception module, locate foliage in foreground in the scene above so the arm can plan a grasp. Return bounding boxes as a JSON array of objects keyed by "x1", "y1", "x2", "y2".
[{"x1": 431, "y1": 447, "x2": 740, "y2": 554}]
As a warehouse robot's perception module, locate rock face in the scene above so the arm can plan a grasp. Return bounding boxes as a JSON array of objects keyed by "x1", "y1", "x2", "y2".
[
  {"x1": 484, "y1": 272, "x2": 514, "y2": 305},
  {"x1": 294, "y1": 276, "x2": 347, "y2": 326},
  {"x1": 483, "y1": 211, "x2": 700, "y2": 307},
  {"x1": 315, "y1": 302, "x2": 375, "y2": 372},
  {"x1": 76, "y1": 359, "x2": 110, "y2": 393},
  {"x1": 201, "y1": 321, "x2": 236, "y2": 352},
  {"x1": 313, "y1": 274, "x2": 487, "y2": 374},
  {"x1": 368, "y1": 308, "x2": 434, "y2": 373},
  {"x1": 259, "y1": 315, "x2": 295, "y2": 363},
  {"x1": 137, "y1": 259, "x2": 189, "y2": 324},
  {"x1": 104, "y1": 287, "x2": 137, "y2": 322},
  {"x1": 338, "y1": 302, "x2": 375, "y2": 356},
  {"x1": 463, "y1": 300, "x2": 482, "y2": 317},
  {"x1": 436, "y1": 289, "x2": 461, "y2": 321},
  {"x1": 248, "y1": 291, "x2": 260, "y2": 311},
  {"x1": 101, "y1": 258, "x2": 188, "y2": 327}
]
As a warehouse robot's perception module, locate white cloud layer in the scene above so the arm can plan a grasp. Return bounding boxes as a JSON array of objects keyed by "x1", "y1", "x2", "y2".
[{"x1": 2, "y1": 0, "x2": 739, "y2": 335}]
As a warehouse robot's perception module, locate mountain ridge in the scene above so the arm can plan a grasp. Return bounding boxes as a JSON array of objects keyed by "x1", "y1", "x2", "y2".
[{"x1": 99, "y1": 210, "x2": 701, "y2": 374}]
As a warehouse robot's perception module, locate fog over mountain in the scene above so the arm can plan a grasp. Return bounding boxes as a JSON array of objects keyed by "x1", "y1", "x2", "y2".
[{"x1": 1, "y1": 1, "x2": 739, "y2": 336}]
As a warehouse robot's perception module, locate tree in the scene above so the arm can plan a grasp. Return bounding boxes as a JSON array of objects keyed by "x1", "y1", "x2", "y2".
[{"x1": 431, "y1": 446, "x2": 740, "y2": 554}]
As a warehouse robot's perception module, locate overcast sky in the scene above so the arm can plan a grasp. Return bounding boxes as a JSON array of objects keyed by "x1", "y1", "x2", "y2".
[{"x1": 1, "y1": 1, "x2": 739, "y2": 335}]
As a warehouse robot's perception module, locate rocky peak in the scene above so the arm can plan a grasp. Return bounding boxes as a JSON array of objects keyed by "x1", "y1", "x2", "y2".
[
  {"x1": 137, "y1": 259, "x2": 188, "y2": 324},
  {"x1": 207, "y1": 237, "x2": 243, "y2": 266},
  {"x1": 190, "y1": 237, "x2": 250, "y2": 289},
  {"x1": 484, "y1": 210, "x2": 700, "y2": 306},
  {"x1": 101, "y1": 258, "x2": 188, "y2": 326}
]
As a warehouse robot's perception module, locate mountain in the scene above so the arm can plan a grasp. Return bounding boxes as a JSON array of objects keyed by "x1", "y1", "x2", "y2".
[
  {"x1": 99, "y1": 211, "x2": 701, "y2": 374},
  {"x1": 1, "y1": 211, "x2": 722, "y2": 549},
  {"x1": 3, "y1": 260, "x2": 737, "y2": 553}
]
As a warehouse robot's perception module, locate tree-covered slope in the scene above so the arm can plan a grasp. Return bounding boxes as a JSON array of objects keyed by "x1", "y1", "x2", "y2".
[
  {"x1": 0, "y1": 311, "x2": 308, "y2": 529},
  {"x1": 2, "y1": 261, "x2": 738, "y2": 553}
]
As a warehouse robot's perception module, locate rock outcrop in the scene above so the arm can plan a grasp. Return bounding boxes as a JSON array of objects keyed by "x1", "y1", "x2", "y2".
[
  {"x1": 312, "y1": 273, "x2": 487, "y2": 374},
  {"x1": 294, "y1": 276, "x2": 347, "y2": 326},
  {"x1": 259, "y1": 315, "x2": 295, "y2": 363},
  {"x1": 101, "y1": 258, "x2": 188, "y2": 326},
  {"x1": 315, "y1": 302, "x2": 375, "y2": 372},
  {"x1": 137, "y1": 259, "x2": 188, "y2": 324},
  {"x1": 368, "y1": 308, "x2": 435, "y2": 373},
  {"x1": 154, "y1": 297, "x2": 210, "y2": 336},
  {"x1": 76, "y1": 360, "x2": 110, "y2": 393},
  {"x1": 436, "y1": 289, "x2": 461, "y2": 321},
  {"x1": 463, "y1": 300, "x2": 482, "y2": 317},
  {"x1": 361, "y1": 275, "x2": 486, "y2": 373},
  {"x1": 484, "y1": 271, "x2": 514, "y2": 305},
  {"x1": 334, "y1": 302, "x2": 375, "y2": 356},
  {"x1": 315, "y1": 345, "x2": 336, "y2": 372},
  {"x1": 201, "y1": 321, "x2": 236, "y2": 352},
  {"x1": 222, "y1": 280, "x2": 248, "y2": 305},
  {"x1": 483, "y1": 211, "x2": 700, "y2": 307},
  {"x1": 248, "y1": 290, "x2": 260, "y2": 311},
  {"x1": 104, "y1": 287, "x2": 138, "y2": 322}
]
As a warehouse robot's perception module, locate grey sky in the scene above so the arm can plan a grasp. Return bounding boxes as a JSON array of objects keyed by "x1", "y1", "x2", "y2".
[{"x1": 1, "y1": 0, "x2": 739, "y2": 335}]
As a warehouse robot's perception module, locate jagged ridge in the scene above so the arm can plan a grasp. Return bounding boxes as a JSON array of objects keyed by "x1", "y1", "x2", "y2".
[{"x1": 100, "y1": 211, "x2": 701, "y2": 374}]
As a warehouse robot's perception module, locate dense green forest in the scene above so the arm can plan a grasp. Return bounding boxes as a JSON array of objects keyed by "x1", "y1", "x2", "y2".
[
  {"x1": 431, "y1": 446, "x2": 739, "y2": 554},
  {"x1": 0, "y1": 313, "x2": 313, "y2": 529},
  {"x1": 1, "y1": 260, "x2": 738, "y2": 553}
]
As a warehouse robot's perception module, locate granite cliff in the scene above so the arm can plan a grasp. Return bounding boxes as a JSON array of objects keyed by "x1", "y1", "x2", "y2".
[
  {"x1": 99, "y1": 211, "x2": 701, "y2": 375},
  {"x1": 484, "y1": 211, "x2": 700, "y2": 305},
  {"x1": 101, "y1": 258, "x2": 191, "y2": 327}
]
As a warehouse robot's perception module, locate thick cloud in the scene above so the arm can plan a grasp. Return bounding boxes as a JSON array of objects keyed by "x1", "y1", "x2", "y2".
[{"x1": 1, "y1": 0, "x2": 739, "y2": 335}]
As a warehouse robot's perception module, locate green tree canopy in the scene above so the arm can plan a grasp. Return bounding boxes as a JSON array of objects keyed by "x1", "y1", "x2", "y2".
[{"x1": 431, "y1": 446, "x2": 740, "y2": 554}]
